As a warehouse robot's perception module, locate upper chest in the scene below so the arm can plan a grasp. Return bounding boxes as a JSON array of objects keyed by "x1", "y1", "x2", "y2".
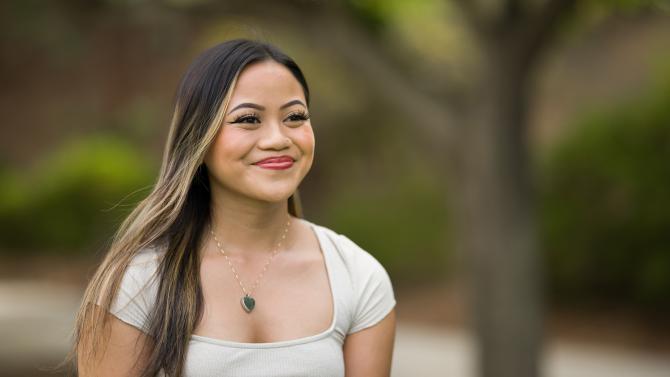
[{"x1": 193, "y1": 224, "x2": 335, "y2": 343}]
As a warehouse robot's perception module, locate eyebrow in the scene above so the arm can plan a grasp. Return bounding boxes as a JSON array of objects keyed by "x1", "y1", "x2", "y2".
[{"x1": 228, "y1": 99, "x2": 306, "y2": 113}]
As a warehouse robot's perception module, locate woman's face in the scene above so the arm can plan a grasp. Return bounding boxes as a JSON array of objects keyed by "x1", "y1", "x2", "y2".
[{"x1": 204, "y1": 60, "x2": 314, "y2": 204}]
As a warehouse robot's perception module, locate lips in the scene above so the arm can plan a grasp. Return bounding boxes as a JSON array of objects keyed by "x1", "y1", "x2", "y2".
[{"x1": 253, "y1": 155, "x2": 295, "y2": 170}]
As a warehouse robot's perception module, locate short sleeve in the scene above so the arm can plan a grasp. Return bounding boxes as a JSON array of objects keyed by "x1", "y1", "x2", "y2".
[
  {"x1": 108, "y1": 247, "x2": 161, "y2": 334},
  {"x1": 338, "y1": 235, "x2": 397, "y2": 334}
]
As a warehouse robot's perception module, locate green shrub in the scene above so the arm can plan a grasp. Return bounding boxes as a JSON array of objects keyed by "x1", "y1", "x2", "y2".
[
  {"x1": 322, "y1": 161, "x2": 452, "y2": 283},
  {"x1": 539, "y1": 68, "x2": 670, "y2": 312},
  {"x1": 0, "y1": 135, "x2": 156, "y2": 254}
]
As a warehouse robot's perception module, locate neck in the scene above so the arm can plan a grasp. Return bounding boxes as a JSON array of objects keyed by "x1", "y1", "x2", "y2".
[{"x1": 207, "y1": 191, "x2": 294, "y2": 257}]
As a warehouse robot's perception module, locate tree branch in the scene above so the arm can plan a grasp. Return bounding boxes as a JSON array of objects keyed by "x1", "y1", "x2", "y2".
[
  {"x1": 305, "y1": 6, "x2": 458, "y2": 153},
  {"x1": 517, "y1": 0, "x2": 578, "y2": 70},
  {"x1": 454, "y1": 0, "x2": 486, "y2": 30},
  {"x1": 503, "y1": 0, "x2": 526, "y2": 25}
]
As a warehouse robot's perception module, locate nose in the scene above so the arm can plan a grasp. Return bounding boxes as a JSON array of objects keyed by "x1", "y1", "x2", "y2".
[{"x1": 257, "y1": 120, "x2": 291, "y2": 150}]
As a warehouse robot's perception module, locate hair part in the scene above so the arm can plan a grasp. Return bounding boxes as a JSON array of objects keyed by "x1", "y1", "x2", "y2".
[{"x1": 57, "y1": 38, "x2": 310, "y2": 377}]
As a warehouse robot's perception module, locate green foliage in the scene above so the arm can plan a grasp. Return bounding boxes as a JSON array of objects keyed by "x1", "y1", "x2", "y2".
[
  {"x1": 322, "y1": 160, "x2": 451, "y2": 284},
  {"x1": 345, "y1": 0, "x2": 400, "y2": 31},
  {"x1": 572, "y1": 0, "x2": 670, "y2": 31},
  {"x1": 588, "y1": 0, "x2": 668, "y2": 10},
  {"x1": 345, "y1": 0, "x2": 445, "y2": 31},
  {"x1": 539, "y1": 65, "x2": 670, "y2": 312},
  {"x1": 0, "y1": 135, "x2": 156, "y2": 254}
]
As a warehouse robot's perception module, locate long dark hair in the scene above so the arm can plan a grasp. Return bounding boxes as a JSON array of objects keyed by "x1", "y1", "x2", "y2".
[{"x1": 65, "y1": 39, "x2": 310, "y2": 377}]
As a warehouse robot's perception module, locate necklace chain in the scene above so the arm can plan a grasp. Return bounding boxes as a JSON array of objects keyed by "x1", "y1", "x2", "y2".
[{"x1": 209, "y1": 216, "x2": 291, "y2": 297}]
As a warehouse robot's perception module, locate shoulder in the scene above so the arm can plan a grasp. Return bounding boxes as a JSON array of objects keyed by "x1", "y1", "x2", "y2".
[
  {"x1": 108, "y1": 244, "x2": 164, "y2": 333},
  {"x1": 128, "y1": 244, "x2": 163, "y2": 269},
  {"x1": 306, "y1": 220, "x2": 396, "y2": 334},
  {"x1": 308, "y1": 220, "x2": 388, "y2": 277},
  {"x1": 120, "y1": 244, "x2": 163, "y2": 287}
]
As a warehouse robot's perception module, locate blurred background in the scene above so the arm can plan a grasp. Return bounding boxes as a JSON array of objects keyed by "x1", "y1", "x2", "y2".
[{"x1": 1, "y1": 0, "x2": 669, "y2": 376}]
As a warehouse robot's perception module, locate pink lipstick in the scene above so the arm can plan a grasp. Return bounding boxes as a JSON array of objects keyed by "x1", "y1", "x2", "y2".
[{"x1": 254, "y1": 155, "x2": 295, "y2": 170}]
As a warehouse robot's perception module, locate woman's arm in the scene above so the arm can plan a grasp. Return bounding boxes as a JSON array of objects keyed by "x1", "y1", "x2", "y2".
[
  {"x1": 77, "y1": 313, "x2": 153, "y2": 377},
  {"x1": 343, "y1": 308, "x2": 396, "y2": 377}
]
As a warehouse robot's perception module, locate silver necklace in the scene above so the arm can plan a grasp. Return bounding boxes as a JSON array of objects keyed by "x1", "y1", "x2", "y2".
[{"x1": 208, "y1": 216, "x2": 291, "y2": 313}]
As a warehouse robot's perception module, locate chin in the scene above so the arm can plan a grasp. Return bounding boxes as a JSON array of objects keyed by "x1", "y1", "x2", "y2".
[{"x1": 252, "y1": 189, "x2": 297, "y2": 204}]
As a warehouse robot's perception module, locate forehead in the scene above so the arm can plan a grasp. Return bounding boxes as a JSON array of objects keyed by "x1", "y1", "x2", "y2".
[{"x1": 230, "y1": 60, "x2": 305, "y2": 103}]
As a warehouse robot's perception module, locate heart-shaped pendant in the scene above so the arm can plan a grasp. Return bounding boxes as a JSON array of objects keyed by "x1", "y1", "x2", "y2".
[{"x1": 241, "y1": 295, "x2": 255, "y2": 313}]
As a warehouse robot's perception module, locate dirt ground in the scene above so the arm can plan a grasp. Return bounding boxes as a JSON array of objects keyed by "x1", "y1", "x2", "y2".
[{"x1": 395, "y1": 281, "x2": 670, "y2": 355}]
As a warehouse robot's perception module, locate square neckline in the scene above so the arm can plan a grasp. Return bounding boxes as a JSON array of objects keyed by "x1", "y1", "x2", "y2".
[{"x1": 190, "y1": 219, "x2": 337, "y2": 349}]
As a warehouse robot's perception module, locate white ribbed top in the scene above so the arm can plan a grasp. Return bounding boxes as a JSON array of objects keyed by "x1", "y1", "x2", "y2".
[{"x1": 109, "y1": 220, "x2": 396, "y2": 377}]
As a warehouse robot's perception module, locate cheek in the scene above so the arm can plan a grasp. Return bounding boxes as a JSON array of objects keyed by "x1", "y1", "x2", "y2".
[
  {"x1": 293, "y1": 125, "x2": 315, "y2": 154},
  {"x1": 206, "y1": 128, "x2": 254, "y2": 165}
]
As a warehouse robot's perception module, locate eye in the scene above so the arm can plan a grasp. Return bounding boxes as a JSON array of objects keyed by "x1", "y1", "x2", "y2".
[
  {"x1": 231, "y1": 113, "x2": 261, "y2": 125},
  {"x1": 285, "y1": 111, "x2": 310, "y2": 125}
]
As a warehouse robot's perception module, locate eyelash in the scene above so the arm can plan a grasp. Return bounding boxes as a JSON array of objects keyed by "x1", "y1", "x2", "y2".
[
  {"x1": 230, "y1": 111, "x2": 310, "y2": 125},
  {"x1": 231, "y1": 113, "x2": 261, "y2": 124},
  {"x1": 286, "y1": 110, "x2": 310, "y2": 123}
]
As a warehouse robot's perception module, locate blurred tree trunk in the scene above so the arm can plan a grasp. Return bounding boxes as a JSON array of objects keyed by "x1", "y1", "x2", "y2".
[
  {"x1": 458, "y1": 37, "x2": 543, "y2": 377},
  {"x1": 453, "y1": 1, "x2": 576, "y2": 376}
]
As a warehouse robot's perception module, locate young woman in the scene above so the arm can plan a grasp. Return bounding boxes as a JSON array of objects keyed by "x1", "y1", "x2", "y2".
[{"x1": 69, "y1": 39, "x2": 396, "y2": 377}]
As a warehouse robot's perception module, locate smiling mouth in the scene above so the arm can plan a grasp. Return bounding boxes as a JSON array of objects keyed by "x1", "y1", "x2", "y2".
[
  {"x1": 253, "y1": 154, "x2": 296, "y2": 170},
  {"x1": 254, "y1": 160, "x2": 295, "y2": 170}
]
